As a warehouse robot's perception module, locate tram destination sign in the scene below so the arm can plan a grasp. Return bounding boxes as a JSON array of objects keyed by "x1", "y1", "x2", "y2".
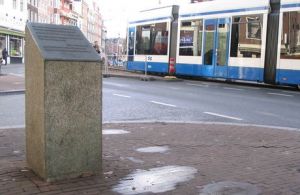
[{"x1": 26, "y1": 23, "x2": 100, "y2": 62}]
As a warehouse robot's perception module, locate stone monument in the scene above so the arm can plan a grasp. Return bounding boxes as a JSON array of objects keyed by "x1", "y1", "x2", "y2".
[{"x1": 25, "y1": 23, "x2": 102, "y2": 181}]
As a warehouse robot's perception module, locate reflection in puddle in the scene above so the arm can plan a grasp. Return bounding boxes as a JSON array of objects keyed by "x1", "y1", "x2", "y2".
[
  {"x1": 200, "y1": 181, "x2": 261, "y2": 195},
  {"x1": 112, "y1": 165, "x2": 197, "y2": 195},
  {"x1": 102, "y1": 129, "x2": 130, "y2": 135},
  {"x1": 136, "y1": 146, "x2": 169, "y2": 153}
]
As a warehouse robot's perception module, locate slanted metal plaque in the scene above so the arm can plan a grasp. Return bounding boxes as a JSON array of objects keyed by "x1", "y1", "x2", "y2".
[{"x1": 26, "y1": 23, "x2": 100, "y2": 62}]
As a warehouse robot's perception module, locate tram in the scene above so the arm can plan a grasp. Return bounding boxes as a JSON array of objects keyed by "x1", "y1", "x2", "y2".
[
  {"x1": 127, "y1": 0, "x2": 300, "y2": 87},
  {"x1": 276, "y1": 0, "x2": 300, "y2": 85},
  {"x1": 127, "y1": 5, "x2": 179, "y2": 74}
]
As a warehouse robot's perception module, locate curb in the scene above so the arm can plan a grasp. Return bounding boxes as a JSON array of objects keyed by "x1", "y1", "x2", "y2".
[
  {"x1": 1, "y1": 121, "x2": 299, "y2": 132},
  {"x1": 103, "y1": 73, "x2": 157, "y2": 81},
  {"x1": 0, "y1": 90, "x2": 25, "y2": 96},
  {"x1": 103, "y1": 73, "x2": 183, "y2": 82},
  {"x1": 103, "y1": 120, "x2": 300, "y2": 132}
]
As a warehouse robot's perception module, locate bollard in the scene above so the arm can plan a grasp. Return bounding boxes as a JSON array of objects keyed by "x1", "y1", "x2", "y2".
[{"x1": 25, "y1": 23, "x2": 102, "y2": 182}]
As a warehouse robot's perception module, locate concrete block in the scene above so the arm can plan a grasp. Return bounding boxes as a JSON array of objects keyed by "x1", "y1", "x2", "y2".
[{"x1": 25, "y1": 23, "x2": 102, "y2": 181}]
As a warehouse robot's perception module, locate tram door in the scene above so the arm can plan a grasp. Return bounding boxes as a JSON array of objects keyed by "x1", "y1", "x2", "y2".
[
  {"x1": 203, "y1": 18, "x2": 230, "y2": 78},
  {"x1": 127, "y1": 27, "x2": 135, "y2": 62}
]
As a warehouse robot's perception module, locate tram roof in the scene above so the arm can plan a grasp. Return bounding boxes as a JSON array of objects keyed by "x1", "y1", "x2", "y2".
[
  {"x1": 179, "y1": 0, "x2": 270, "y2": 19},
  {"x1": 280, "y1": 0, "x2": 300, "y2": 12},
  {"x1": 128, "y1": 5, "x2": 176, "y2": 25}
]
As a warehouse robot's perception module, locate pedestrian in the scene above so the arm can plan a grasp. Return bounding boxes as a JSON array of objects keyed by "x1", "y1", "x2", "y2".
[
  {"x1": 112, "y1": 53, "x2": 117, "y2": 66},
  {"x1": 93, "y1": 41, "x2": 100, "y2": 54},
  {"x1": 1, "y1": 48, "x2": 8, "y2": 65}
]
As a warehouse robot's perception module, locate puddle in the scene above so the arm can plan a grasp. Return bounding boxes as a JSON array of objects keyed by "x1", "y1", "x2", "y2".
[
  {"x1": 102, "y1": 129, "x2": 130, "y2": 135},
  {"x1": 200, "y1": 181, "x2": 261, "y2": 195},
  {"x1": 113, "y1": 165, "x2": 197, "y2": 195},
  {"x1": 136, "y1": 146, "x2": 169, "y2": 153},
  {"x1": 126, "y1": 157, "x2": 144, "y2": 164}
]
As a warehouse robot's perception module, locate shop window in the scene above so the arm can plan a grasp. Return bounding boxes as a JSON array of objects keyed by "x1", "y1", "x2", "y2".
[
  {"x1": 230, "y1": 14, "x2": 263, "y2": 58},
  {"x1": 135, "y1": 22, "x2": 168, "y2": 55},
  {"x1": 281, "y1": 11, "x2": 300, "y2": 59},
  {"x1": 179, "y1": 19, "x2": 203, "y2": 56},
  {"x1": 10, "y1": 37, "x2": 22, "y2": 57},
  {"x1": 0, "y1": 35, "x2": 6, "y2": 57}
]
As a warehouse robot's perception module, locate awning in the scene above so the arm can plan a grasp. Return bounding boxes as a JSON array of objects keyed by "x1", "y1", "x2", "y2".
[{"x1": 0, "y1": 27, "x2": 25, "y2": 37}]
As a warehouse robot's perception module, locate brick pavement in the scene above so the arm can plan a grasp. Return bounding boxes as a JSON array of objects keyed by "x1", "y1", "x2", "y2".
[{"x1": 1, "y1": 123, "x2": 300, "y2": 194}]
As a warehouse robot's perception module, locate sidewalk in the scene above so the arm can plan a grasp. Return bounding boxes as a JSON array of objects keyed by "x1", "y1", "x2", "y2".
[{"x1": 1, "y1": 123, "x2": 300, "y2": 194}]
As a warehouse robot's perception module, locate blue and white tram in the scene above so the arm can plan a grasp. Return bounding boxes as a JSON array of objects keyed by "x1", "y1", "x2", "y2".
[
  {"x1": 176, "y1": 0, "x2": 270, "y2": 81},
  {"x1": 276, "y1": 0, "x2": 300, "y2": 86},
  {"x1": 126, "y1": 0, "x2": 300, "y2": 87},
  {"x1": 127, "y1": 6, "x2": 179, "y2": 74}
]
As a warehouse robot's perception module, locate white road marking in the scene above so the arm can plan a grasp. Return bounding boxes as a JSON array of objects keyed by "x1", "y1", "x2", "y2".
[
  {"x1": 236, "y1": 86, "x2": 261, "y2": 90},
  {"x1": 223, "y1": 87, "x2": 244, "y2": 91},
  {"x1": 9, "y1": 73, "x2": 24, "y2": 78},
  {"x1": 186, "y1": 83, "x2": 209, "y2": 87},
  {"x1": 281, "y1": 90, "x2": 299, "y2": 95},
  {"x1": 150, "y1": 101, "x2": 177, "y2": 108},
  {"x1": 113, "y1": 94, "x2": 131, "y2": 98},
  {"x1": 204, "y1": 112, "x2": 243, "y2": 121},
  {"x1": 104, "y1": 81, "x2": 129, "y2": 87},
  {"x1": 169, "y1": 87, "x2": 180, "y2": 90},
  {"x1": 257, "y1": 111, "x2": 279, "y2": 117},
  {"x1": 267, "y1": 93, "x2": 293, "y2": 97}
]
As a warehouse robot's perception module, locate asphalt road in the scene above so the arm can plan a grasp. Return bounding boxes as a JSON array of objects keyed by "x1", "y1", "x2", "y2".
[
  {"x1": 1, "y1": 75, "x2": 299, "y2": 129},
  {"x1": 0, "y1": 63, "x2": 24, "y2": 77},
  {"x1": 103, "y1": 77, "x2": 300, "y2": 128}
]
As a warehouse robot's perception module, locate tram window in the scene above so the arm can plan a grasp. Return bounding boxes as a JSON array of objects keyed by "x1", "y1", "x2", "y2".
[
  {"x1": 230, "y1": 14, "x2": 263, "y2": 58},
  {"x1": 179, "y1": 19, "x2": 203, "y2": 56},
  {"x1": 280, "y1": 11, "x2": 300, "y2": 59},
  {"x1": 135, "y1": 22, "x2": 168, "y2": 55},
  {"x1": 204, "y1": 24, "x2": 215, "y2": 65}
]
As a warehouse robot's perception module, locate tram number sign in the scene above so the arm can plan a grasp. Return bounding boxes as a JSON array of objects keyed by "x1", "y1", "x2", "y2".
[{"x1": 147, "y1": 56, "x2": 152, "y2": 61}]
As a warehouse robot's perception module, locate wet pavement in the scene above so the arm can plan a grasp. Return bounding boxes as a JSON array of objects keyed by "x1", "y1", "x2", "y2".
[
  {"x1": 1, "y1": 122, "x2": 300, "y2": 194},
  {"x1": 1, "y1": 65, "x2": 300, "y2": 194}
]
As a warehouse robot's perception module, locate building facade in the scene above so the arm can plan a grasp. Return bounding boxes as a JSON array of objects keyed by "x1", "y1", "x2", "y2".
[
  {"x1": 38, "y1": 0, "x2": 51, "y2": 23},
  {"x1": 28, "y1": 0, "x2": 38, "y2": 22},
  {"x1": 1, "y1": 0, "x2": 104, "y2": 64},
  {"x1": 53, "y1": 0, "x2": 78, "y2": 25},
  {"x1": 81, "y1": 0, "x2": 88, "y2": 37},
  {"x1": 0, "y1": 0, "x2": 27, "y2": 64}
]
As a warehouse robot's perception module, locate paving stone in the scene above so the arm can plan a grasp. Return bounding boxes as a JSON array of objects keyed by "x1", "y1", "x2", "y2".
[{"x1": 0, "y1": 123, "x2": 300, "y2": 194}]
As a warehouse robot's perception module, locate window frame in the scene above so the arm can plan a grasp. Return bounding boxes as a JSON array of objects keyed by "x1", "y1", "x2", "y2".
[
  {"x1": 179, "y1": 19, "x2": 203, "y2": 57},
  {"x1": 230, "y1": 14, "x2": 263, "y2": 59},
  {"x1": 280, "y1": 11, "x2": 300, "y2": 60}
]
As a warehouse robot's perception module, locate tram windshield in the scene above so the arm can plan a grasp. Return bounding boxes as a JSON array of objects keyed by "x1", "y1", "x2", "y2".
[{"x1": 135, "y1": 22, "x2": 169, "y2": 55}]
